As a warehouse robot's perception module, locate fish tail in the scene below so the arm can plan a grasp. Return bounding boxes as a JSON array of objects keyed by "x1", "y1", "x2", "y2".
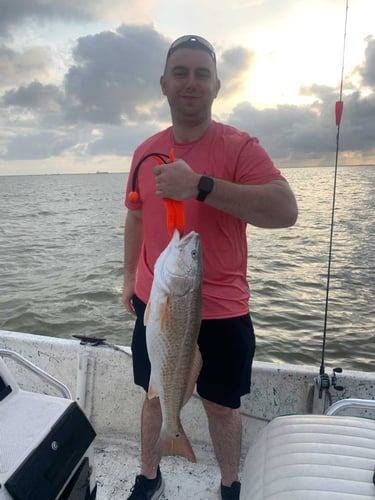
[{"x1": 159, "y1": 426, "x2": 196, "y2": 462}]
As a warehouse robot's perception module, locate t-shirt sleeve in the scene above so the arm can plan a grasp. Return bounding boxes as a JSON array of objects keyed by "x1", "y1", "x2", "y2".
[{"x1": 234, "y1": 136, "x2": 286, "y2": 185}]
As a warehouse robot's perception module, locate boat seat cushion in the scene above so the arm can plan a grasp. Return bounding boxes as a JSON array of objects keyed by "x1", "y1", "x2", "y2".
[{"x1": 241, "y1": 414, "x2": 375, "y2": 499}]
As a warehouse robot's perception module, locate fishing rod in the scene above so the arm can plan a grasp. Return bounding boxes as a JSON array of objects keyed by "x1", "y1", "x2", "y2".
[{"x1": 318, "y1": 0, "x2": 349, "y2": 394}]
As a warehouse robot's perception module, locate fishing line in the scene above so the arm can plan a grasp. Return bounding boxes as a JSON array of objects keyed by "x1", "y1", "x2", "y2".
[{"x1": 320, "y1": 0, "x2": 349, "y2": 377}]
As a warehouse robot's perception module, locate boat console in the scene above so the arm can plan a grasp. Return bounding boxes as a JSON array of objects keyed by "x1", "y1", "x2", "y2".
[{"x1": 0, "y1": 351, "x2": 97, "y2": 500}]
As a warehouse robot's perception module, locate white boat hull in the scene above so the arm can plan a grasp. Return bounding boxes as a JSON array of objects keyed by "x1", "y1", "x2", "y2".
[{"x1": 1, "y1": 329, "x2": 374, "y2": 499}]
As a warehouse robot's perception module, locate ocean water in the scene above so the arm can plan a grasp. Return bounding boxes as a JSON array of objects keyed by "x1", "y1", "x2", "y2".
[{"x1": 0, "y1": 167, "x2": 374, "y2": 372}]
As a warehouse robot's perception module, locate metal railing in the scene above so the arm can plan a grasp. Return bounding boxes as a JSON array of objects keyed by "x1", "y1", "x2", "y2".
[
  {"x1": 0, "y1": 348, "x2": 71, "y2": 399},
  {"x1": 326, "y1": 398, "x2": 375, "y2": 416}
]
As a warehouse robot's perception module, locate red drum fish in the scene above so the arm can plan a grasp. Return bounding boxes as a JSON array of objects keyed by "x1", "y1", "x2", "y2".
[{"x1": 145, "y1": 229, "x2": 202, "y2": 462}]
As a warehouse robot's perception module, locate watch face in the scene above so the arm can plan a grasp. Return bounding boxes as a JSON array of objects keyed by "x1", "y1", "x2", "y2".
[
  {"x1": 197, "y1": 175, "x2": 214, "y2": 201},
  {"x1": 199, "y1": 176, "x2": 213, "y2": 192}
]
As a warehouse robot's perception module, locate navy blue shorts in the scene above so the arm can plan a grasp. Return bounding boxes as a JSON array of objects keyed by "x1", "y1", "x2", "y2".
[{"x1": 131, "y1": 295, "x2": 256, "y2": 409}]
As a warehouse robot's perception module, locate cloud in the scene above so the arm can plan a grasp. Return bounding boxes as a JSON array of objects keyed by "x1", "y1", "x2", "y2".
[
  {"x1": 228, "y1": 78, "x2": 375, "y2": 163},
  {"x1": 0, "y1": 0, "x2": 153, "y2": 37},
  {"x1": 0, "y1": 45, "x2": 52, "y2": 88},
  {"x1": 3, "y1": 131, "x2": 77, "y2": 160},
  {"x1": 230, "y1": 36, "x2": 375, "y2": 164},
  {"x1": 88, "y1": 123, "x2": 164, "y2": 157},
  {"x1": 0, "y1": 0, "x2": 93, "y2": 37},
  {"x1": 218, "y1": 46, "x2": 255, "y2": 97},
  {"x1": 359, "y1": 36, "x2": 375, "y2": 89},
  {"x1": 227, "y1": 102, "x2": 325, "y2": 160},
  {"x1": 89, "y1": 0, "x2": 155, "y2": 24},
  {"x1": 3, "y1": 81, "x2": 64, "y2": 112},
  {"x1": 0, "y1": 12, "x2": 374, "y2": 169},
  {"x1": 63, "y1": 25, "x2": 169, "y2": 124},
  {"x1": 340, "y1": 91, "x2": 375, "y2": 152},
  {"x1": 0, "y1": 23, "x2": 173, "y2": 162}
]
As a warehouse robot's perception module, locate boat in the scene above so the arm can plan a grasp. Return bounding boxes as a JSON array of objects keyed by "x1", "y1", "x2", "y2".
[
  {"x1": 3, "y1": 3, "x2": 374, "y2": 498},
  {"x1": 1, "y1": 328, "x2": 374, "y2": 499}
]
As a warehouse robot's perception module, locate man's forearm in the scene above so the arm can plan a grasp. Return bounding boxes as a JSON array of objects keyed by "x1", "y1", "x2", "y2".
[
  {"x1": 204, "y1": 179, "x2": 298, "y2": 228},
  {"x1": 124, "y1": 209, "x2": 143, "y2": 286},
  {"x1": 153, "y1": 161, "x2": 298, "y2": 229}
]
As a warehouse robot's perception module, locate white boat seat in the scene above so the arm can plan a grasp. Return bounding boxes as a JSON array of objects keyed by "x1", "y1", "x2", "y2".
[{"x1": 241, "y1": 414, "x2": 375, "y2": 499}]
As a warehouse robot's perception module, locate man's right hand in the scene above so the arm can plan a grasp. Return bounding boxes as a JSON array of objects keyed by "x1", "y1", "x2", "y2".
[{"x1": 122, "y1": 285, "x2": 136, "y2": 315}]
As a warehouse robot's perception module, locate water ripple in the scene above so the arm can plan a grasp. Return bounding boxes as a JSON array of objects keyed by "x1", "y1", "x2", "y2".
[{"x1": 0, "y1": 168, "x2": 374, "y2": 372}]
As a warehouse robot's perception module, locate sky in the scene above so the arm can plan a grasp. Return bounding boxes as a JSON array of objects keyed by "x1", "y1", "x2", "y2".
[{"x1": 0, "y1": 0, "x2": 374, "y2": 176}]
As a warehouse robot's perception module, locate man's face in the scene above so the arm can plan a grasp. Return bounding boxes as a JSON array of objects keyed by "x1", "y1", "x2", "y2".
[{"x1": 160, "y1": 48, "x2": 220, "y2": 122}]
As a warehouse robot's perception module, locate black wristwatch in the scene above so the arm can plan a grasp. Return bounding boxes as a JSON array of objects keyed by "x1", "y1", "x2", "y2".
[{"x1": 196, "y1": 175, "x2": 214, "y2": 202}]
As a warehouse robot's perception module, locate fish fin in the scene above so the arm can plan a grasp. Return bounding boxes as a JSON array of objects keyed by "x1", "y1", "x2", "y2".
[
  {"x1": 159, "y1": 425, "x2": 196, "y2": 462},
  {"x1": 183, "y1": 346, "x2": 202, "y2": 407},
  {"x1": 144, "y1": 301, "x2": 151, "y2": 326},
  {"x1": 147, "y1": 377, "x2": 159, "y2": 399},
  {"x1": 158, "y1": 298, "x2": 170, "y2": 331}
]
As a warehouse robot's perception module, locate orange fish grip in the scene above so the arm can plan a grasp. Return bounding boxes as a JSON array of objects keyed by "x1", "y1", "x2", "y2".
[
  {"x1": 151, "y1": 149, "x2": 185, "y2": 238},
  {"x1": 128, "y1": 149, "x2": 185, "y2": 238}
]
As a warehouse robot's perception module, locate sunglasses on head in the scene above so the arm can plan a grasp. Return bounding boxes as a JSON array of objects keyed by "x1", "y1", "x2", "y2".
[{"x1": 166, "y1": 35, "x2": 216, "y2": 62}]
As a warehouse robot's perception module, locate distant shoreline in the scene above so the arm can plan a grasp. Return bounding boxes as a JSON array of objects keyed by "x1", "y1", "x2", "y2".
[{"x1": 1, "y1": 164, "x2": 374, "y2": 177}]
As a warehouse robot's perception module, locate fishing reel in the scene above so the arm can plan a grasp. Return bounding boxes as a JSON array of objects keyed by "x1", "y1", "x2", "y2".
[
  {"x1": 317, "y1": 367, "x2": 344, "y2": 397},
  {"x1": 312, "y1": 367, "x2": 345, "y2": 414},
  {"x1": 331, "y1": 367, "x2": 344, "y2": 391}
]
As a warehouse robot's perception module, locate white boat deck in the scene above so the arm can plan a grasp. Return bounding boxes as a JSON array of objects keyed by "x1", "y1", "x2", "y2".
[
  {"x1": 94, "y1": 434, "x2": 221, "y2": 499},
  {"x1": 2, "y1": 331, "x2": 375, "y2": 499}
]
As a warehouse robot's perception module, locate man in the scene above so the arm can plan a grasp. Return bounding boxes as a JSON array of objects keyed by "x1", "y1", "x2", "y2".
[{"x1": 122, "y1": 35, "x2": 298, "y2": 500}]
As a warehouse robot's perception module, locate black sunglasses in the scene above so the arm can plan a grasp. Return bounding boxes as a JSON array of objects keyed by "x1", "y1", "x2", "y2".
[{"x1": 166, "y1": 35, "x2": 216, "y2": 62}]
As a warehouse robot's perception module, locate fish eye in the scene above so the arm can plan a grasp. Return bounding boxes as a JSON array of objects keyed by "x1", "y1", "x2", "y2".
[{"x1": 191, "y1": 249, "x2": 197, "y2": 258}]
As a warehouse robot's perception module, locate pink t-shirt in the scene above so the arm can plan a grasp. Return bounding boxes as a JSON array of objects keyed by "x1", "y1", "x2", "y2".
[{"x1": 125, "y1": 121, "x2": 285, "y2": 319}]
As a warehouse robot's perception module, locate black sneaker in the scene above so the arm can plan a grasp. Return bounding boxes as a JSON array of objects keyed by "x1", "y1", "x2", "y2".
[
  {"x1": 127, "y1": 466, "x2": 165, "y2": 499},
  {"x1": 219, "y1": 481, "x2": 241, "y2": 500}
]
